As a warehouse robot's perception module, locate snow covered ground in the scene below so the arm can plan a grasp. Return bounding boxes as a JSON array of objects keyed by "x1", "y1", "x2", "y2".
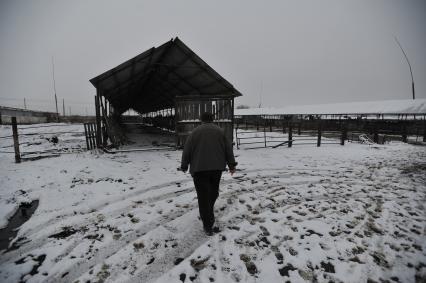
[{"x1": 0, "y1": 123, "x2": 425, "y2": 283}]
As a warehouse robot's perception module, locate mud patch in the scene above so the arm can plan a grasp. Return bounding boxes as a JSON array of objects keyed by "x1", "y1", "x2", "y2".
[{"x1": 0, "y1": 200, "x2": 39, "y2": 251}]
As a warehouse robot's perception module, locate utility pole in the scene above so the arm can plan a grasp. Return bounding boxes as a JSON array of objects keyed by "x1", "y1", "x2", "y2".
[
  {"x1": 258, "y1": 80, "x2": 263, "y2": 108},
  {"x1": 24, "y1": 98, "x2": 27, "y2": 110},
  {"x1": 395, "y1": 36, "x2": 415, "y2": 100},
  {"x1": 52, "y1": 56, "x2": 59, "y2": 121},
  {"x1": 62, "y1": 99, "x2": 66, "y2": 116}
]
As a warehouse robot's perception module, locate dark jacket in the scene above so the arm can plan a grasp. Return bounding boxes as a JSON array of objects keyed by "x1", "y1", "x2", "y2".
[{"x1": 181, "y1": 123, "x2": 237, "y2": 175}]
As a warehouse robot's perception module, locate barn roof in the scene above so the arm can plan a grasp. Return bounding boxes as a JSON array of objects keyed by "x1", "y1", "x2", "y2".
[{"x1": 90, "y1": 37, "x2": 242, "y2": 114}]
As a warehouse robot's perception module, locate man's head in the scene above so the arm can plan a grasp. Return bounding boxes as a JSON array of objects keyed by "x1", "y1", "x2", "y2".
[{"x1": 201, "y1": 112, "x2": 214, "y2": 123}]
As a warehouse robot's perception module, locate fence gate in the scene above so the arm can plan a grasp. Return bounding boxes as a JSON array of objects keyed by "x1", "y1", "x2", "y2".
[
  {"x1": 84, "y1": 123, "x2": 99, "y2": 150},
  {"x1": 175, "y1": 95, "x2": 234, "y2": 147}
]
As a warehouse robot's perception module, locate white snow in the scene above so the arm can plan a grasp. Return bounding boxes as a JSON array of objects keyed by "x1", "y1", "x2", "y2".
[
  {"x1": 235, "y1": 98, "x2": 426, "y2": 115},
  {"x1": 0, "y1": 123, "x2": 425, "y2": 283}
]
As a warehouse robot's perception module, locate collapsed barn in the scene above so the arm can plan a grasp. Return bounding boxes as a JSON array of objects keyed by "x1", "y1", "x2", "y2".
[{"x1": 89, "y1": 37, "x2": 242, "y2": 149}]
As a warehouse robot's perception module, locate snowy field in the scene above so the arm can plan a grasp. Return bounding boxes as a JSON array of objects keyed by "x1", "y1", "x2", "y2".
[{"x1": 0, "y1": 123, "x2": 425, "y2": 283}]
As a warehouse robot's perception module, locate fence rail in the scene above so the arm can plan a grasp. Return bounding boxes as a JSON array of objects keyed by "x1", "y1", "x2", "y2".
[
  {"x1": 236, "y1": 121, "x2": 347, "y2": 149},
  {"x1": 0, "y1": 117, "x2": 86, "y2": 163}
]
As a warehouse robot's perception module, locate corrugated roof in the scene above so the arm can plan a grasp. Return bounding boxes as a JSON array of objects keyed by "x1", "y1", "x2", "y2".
[
  {"x1": 90, "y1": 37, "x2": 242, "y2": 114},
  {"x1": 235, "y1": 99, "x2": 426, "y2": 116}
]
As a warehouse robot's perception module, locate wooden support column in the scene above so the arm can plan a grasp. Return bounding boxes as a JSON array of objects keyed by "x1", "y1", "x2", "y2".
[
  {"x1": 12, "y1": 117, "x2": 21, "y2": 163},
  {"x1": 95, "y1": 93, "x2": 102, "y2": 148}
]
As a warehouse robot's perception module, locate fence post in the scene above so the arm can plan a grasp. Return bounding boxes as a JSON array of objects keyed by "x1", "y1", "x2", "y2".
[
  {"x1": 340, "y1": 124, "x2": 347, "y2": 145},
  {"x1": 264, "y1": 122, "x2": 267, "y2": 148},
  {"x1": 288, "y1": 122, "x2": 293, "y2": 147},
  {"x1": 11, "y1": 117, "x2": 21, "y2": 163},
  {"x1": 317, "y1": 120, "x2": 322, "y2": 147}
]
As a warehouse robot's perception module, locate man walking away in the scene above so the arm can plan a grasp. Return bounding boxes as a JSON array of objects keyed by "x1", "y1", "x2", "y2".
[{"x1": 180, "y1": 112, "x2": 237, "y2": 236}]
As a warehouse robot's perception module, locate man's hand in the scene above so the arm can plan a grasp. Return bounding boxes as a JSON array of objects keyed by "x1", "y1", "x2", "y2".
[{"x1": 229, "y1": 168, "x2": 236, "y2": 176}]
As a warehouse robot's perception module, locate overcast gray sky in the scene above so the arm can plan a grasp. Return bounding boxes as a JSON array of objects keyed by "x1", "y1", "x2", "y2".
[{"x1": 1, "y1": 0, "x2": 425, "y2": 114}]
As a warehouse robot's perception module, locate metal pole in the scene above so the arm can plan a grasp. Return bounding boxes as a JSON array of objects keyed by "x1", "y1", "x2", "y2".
[
  {"x1": 52, "y1": 57, "x2": 59, "y2": 121},
  {"x1": 395, "y1": 37, "x2": 415, "y2": 100},
  {"x1": 12, "y1": 117, "x2": 21, "y2": 163}
]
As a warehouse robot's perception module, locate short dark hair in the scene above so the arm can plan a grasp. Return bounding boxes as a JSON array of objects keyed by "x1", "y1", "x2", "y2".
[{"x1": 201, "y1": 112, "x2": 213, "y2": 122}]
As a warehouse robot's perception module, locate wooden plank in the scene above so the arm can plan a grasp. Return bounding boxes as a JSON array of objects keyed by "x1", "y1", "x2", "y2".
[
  {"x1": 95, "y1": 93, "x2": 102, "y2": 147},
  {"x1": 12, "y1": 117, "x2": 21, "y2": 163},
  {"x1": 84, "y1": 123, "x2": 90, "y2": 150}
]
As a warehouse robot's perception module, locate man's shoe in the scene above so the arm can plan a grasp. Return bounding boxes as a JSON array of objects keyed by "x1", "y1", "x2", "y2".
[
  {"x1": 212, "y1": 226, "x2": 221, "y2": 233},
  {"x1": 204, "y1": 226, "x2": 213, "y2": 236}
]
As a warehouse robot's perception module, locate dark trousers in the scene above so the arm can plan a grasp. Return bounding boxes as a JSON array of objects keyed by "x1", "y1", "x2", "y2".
[{"x1": 193, "y1": 170, "x2": 222, "y2": 229}]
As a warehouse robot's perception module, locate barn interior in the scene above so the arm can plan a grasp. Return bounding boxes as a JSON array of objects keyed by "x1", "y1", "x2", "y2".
[{"x1": 89, "y1": 37, "x2": 242, "y2": 149}]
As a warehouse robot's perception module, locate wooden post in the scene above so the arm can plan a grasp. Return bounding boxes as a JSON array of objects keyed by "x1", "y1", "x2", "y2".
[
  {"x1": 264, "y1": 122, "x2": 267, "y2": 147},
  {"x1": 340, "y1": 124, "x2": 347, "y2": 146},
  {"x1": 11, "y1": 117, "x2": 21, "y2": 163},
  {"x1": 235, "y1": 128, "x2": 239, "y2": 149},
  {"x1": 288, "y1": 122, "x2": 293, "y2": 147},
  {"x1": 317, "y1": 120, "x2": 322, "y2": 147},
  {"x1": 84, "y1": 123, "x2": 90, "y2": 150},
  {"x1": 95, "y1": 94, "x2": 102, "y2": 148},
  {"x1": 88, "y1": 123, "x2": 96, "y2": 149}
]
